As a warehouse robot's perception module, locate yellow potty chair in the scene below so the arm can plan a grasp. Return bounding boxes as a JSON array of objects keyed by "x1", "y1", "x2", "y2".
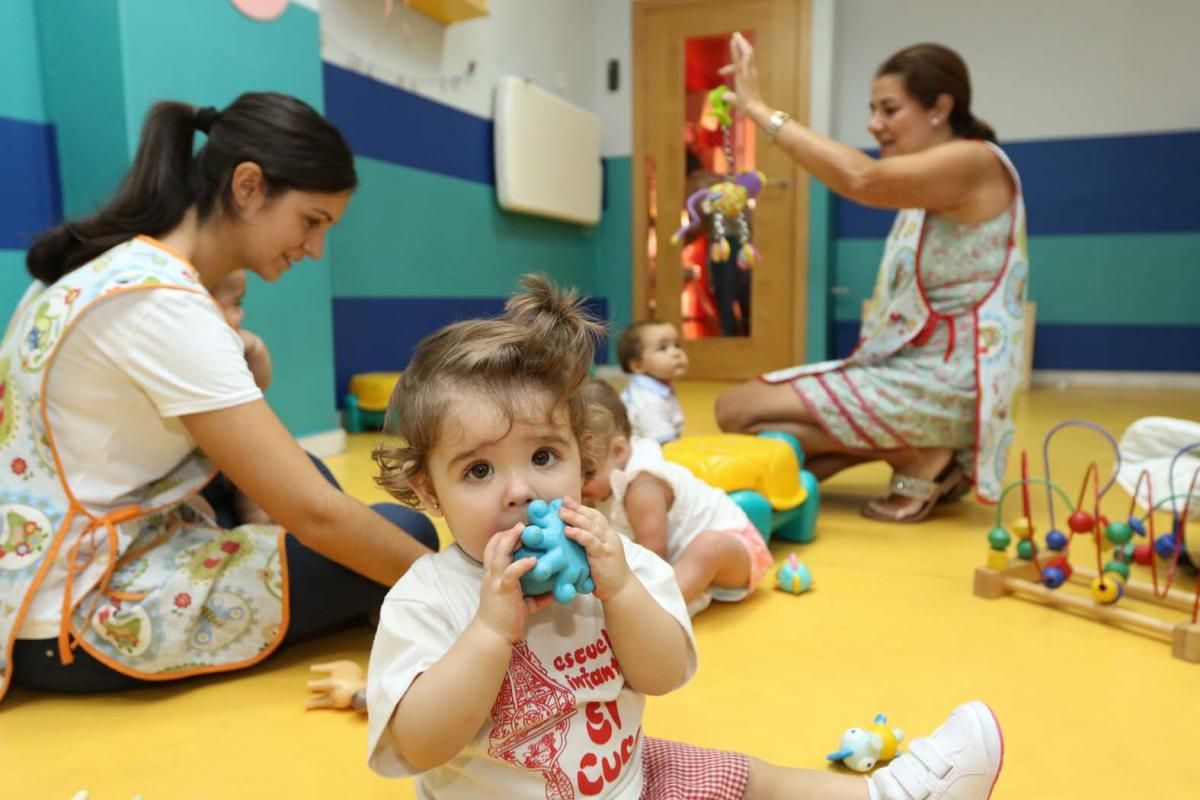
[
  {"x1": 663, "y1": 432, "x2": 819, "y2": 545},
  {"x1": 344, "y1": 371, "x2": 401, "y2": 432}
]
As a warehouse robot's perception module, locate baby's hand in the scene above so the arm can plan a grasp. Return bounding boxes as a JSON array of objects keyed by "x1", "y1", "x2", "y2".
[
  {"x1": 558, "y1": 497, "x2": 632, "y2": 602},
  {"x1": 306, "y1": 660, "x2": 366, "y2": 711},
  {"x1": 239, "y1": 329, "x2": 272, "y2": 390},
  {"x1": 476, "y1": 523, "x2": 555, "y2": 644}
]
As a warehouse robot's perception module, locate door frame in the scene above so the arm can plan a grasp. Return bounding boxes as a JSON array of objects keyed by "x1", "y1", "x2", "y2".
[{"x1": 631, "y1": 0, "x2": 813, "y2": 377}]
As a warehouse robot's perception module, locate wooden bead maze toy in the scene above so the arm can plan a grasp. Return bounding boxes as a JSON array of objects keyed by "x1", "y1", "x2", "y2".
[{"x1": 974, "y1": 420, "x2": 1200, "y2": 662}]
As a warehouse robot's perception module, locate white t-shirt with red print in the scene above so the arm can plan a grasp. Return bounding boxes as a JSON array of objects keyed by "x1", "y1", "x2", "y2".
[{"x1": 366, "y1": 536, "x2": 697, "y2": 800}]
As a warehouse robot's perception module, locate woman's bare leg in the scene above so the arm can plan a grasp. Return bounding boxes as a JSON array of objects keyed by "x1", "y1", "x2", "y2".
[
  {"x1": 802, "y1": 453, "x2": 877, "y2": 481},
  {"x1": 716, "y1": 379, "x2": 964, "y2": 520}
]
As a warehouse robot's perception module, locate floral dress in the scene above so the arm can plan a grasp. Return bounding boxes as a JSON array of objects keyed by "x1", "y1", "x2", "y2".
[{"x1": 790, "y1": 208, "x2": 1015, "y2": 452}]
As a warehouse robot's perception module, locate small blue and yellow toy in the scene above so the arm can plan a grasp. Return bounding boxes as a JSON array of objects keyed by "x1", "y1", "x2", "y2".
[
  {"x1": 515, "y1": 499, "x2": 595, "y2": 604},
  {"x1": 827, "y1": 713, "x2": 905, "y2": 772},
  {"x1": 776, "y1": 553, "x2": 812, "y2": 594}
]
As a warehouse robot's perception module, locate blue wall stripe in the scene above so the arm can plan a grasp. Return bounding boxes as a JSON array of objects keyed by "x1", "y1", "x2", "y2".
[
  {"x1": 832, "y1": 320, "x2": 1200, "y2": 371},
  {"x1": 323, "y1": 62, "x2": 493, "y2": 186},
  {"x1": 332, "y1": 296, "x2": 609, "y2": 402},
  {"x1": 835, "y1": 130, "x2": 1200, "y2": 239},
  {"x1": 0, "y1": 115, "x2": 62, "y2": 249}
]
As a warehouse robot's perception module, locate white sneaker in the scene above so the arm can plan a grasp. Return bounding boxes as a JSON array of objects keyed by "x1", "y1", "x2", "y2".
[
  {"x1": 686, "y1": 590, "x2": 713, "y2": 617},
  {"x1": 868, "y1": 701, "x2": 1003, "y2": 800}
]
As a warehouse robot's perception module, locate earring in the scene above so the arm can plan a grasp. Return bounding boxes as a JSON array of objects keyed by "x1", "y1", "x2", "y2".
[
  {"x1": 431, "y1": 501, "x2": 440, "y2": 511},
  {"x1": 931, "y1": 117, "x2": 940, "y2": 126}
]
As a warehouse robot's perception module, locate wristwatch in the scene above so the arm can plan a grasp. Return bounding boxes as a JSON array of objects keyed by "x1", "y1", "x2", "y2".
[{"x1": 765, "y1": 109, "x2": 791, "y2": 141}]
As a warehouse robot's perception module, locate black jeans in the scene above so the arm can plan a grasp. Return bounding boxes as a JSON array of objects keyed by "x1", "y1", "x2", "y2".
[{"x1": 11, "y1": 455, "x2": 437, "y2": 692}]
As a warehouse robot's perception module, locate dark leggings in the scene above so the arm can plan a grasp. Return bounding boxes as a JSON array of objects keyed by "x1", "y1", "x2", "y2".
[{"x1": 11, "y1": 455, "x2": 437, "y2": 693}]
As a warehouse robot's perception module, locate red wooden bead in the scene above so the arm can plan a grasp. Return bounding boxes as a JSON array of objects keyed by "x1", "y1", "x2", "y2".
[{"x1": 1067, "y1": 510, "x2": 1094, "y2": 534}]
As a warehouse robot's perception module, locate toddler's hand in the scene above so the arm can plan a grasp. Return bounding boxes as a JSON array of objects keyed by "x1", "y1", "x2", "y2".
[
  {"x1": 476, "y1": 523, "x2": 554, "y2": 644},
  {"x1": 558, "y1": 497, "x2": 632, "y2": 602},
  {"x1": 306, "y1": 660, "x2": 365, "y2": 711}
]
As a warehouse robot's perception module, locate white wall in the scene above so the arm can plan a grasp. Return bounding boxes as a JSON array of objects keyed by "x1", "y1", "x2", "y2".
[
  {"x1": 320, "y1": 0, "x2": 597, "y2": 121},
  {"x1": 316, "y1": 0, "x2": 839, "y2": 158},
  {"x1": 592, "y1": 0, "x2": 632, "y2": 156},
  {"x1": 833, "y1": 0, "x2": 1200, "y2": 147}
]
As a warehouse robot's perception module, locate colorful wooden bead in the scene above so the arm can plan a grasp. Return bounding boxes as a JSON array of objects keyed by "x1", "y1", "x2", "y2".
[
  {"x1": 1044, "y1": 555, "x2": 1073, "y2": 581},
  {"x1": 986, "y1": 549, "x2": 1009, "y2": 570},
  {"x1": 1046, "y1": 530, "x2": 1068, "y2": 551},
  {"x1": 1042, "y1": 565, "x2": 1067, "y2": 589},
  {"x1": 1067, "y1": 510, "x2": 1094, "y2": 534},
  {"x1": 988, "y1": 527, "x2": 1012, "y2": 551},
  {"x1": 1103, "y1": 560, "x2": 1130, "y2": 581},
  {"x1": 1090, "y1": 573, "x2": 1124, "y2": 605},
  {"x1": 1156, "y1": 534, "x2": 1179, "y2": 559},
  {"x1": 1017, "y1": 539, "x2": 1035, "y2": 560},
  {"x1": 1010, "y1": 517, "x2": 1033, "y2": 538},
  {"x1": 1105, "y1": 520, "x2": 1133, "y2": 546}
]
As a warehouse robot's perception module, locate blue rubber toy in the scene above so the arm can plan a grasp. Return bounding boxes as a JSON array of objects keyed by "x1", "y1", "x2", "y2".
[{"x1": 515, "y1": 498, "x2": 596, "y2": 604}]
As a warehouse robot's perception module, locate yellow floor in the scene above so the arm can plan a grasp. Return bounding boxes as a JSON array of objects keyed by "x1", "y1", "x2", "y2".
[{"x1": 4, "y1": 384, "x2": 1198, "y2": 799}]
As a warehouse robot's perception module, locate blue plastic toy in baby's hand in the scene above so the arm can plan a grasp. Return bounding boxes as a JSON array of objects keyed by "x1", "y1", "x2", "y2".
[{"x1": 515, "y1": 498, "x2": 595, "y2": 604}]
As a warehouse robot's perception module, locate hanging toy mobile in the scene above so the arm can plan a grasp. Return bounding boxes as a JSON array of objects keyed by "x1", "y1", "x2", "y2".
[{"x1": 672, "y1": 86, "x2": 766, "y2": 270}]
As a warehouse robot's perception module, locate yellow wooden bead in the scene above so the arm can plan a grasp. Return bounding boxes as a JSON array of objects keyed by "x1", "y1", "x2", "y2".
[
  {"x1": 1010, "y1": 516, "x2": 1034, "y2": 538},
  {"x1": 1090, "y1": 573, "x2": 1124, "y2": 605},
  {"x1": 986, "y1": 549, "x2": 1010, "y2": 570}
]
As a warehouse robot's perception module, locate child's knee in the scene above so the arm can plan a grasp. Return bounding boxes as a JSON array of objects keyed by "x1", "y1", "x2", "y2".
[{"x1": 688, "y1": 530, "x2": 751, "y2": 573}]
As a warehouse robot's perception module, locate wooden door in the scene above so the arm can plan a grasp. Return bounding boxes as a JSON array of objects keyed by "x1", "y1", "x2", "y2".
[{"x1": 633, "y1": 0, "x2": 810, "y2": 378}]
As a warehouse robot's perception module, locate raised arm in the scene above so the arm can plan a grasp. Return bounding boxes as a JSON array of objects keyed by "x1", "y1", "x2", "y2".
[{"x1": 723, "y1": 32, "x2": 1011, "y2": 217}]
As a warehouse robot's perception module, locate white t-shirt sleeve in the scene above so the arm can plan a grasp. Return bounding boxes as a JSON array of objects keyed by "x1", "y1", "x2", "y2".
[
  {"x1": 366, "y1": 559, "x2": 462, "y2": 778},
  {"x1": 621, "y1": 537, "x2": 698, "y2": 689},
  {"x1": 89, "y1": 288, "x2": 262, "y2": 416}
]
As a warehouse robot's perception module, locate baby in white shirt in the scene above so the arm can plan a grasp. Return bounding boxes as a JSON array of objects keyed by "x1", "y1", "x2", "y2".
[
  {"x1": 616, "y1": 321, "x2": 688, "y2": 443},
  {"x1": 581, "y1": 379, "x2": 773, "y2": 616}
]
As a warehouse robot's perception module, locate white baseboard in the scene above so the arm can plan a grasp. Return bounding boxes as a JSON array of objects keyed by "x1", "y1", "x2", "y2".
[
  {"x1": 298, "y1": 427, "x2": 347, "y2": 458},
  {"x1": 1030, "y1": 370, "x2": 1200, "y2": 390}
]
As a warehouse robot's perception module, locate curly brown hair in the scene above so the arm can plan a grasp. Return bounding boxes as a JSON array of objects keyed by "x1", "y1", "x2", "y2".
[{"x1": 373, "y1": 274, "x2": 607, "y2": 509}]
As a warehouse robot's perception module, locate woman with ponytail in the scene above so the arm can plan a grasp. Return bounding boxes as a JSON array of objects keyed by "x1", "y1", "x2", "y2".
[
  {"x1": 715, "y1": 38, "x2": 1029, "y2": 523},
  {"x1": 0, "y1": 93, "x2": 437, "y2": 698}
]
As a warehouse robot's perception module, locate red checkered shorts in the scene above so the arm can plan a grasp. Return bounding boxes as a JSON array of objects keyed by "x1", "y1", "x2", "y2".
[{"x1": 640, "y1": 736, "x2": 750, "y2": 799}]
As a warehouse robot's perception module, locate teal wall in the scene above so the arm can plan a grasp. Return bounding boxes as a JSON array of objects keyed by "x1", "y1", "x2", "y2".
[
  {"x1": 116, "y1": 0, "x2": 338, "y2": 437},
  {"x1": 805, "y1": 180, "x2": 834, "y2": 361},
  {"x1": 0, "y1": 0, "x2": 44, "y2": 122},
  {"x1": 593, "y1": 157, "x2": 634, "y2": 357},
  {"x1": 332, "y1": 158, "x2": 598, "y2": 299},
  {"x1": 35, "y1": 0, "x2": 128, "y2": 219},
  {"x1": 0, "y1": 0, "x2": 46, "y2": 323}
]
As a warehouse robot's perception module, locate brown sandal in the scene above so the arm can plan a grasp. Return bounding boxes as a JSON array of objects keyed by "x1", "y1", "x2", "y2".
[
  {"x1": 860, "y1": 462, "x2": 966, "y2": 523},
  {"x1": 937, "y1": 473, "x2": 973, "y2": 505}
]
